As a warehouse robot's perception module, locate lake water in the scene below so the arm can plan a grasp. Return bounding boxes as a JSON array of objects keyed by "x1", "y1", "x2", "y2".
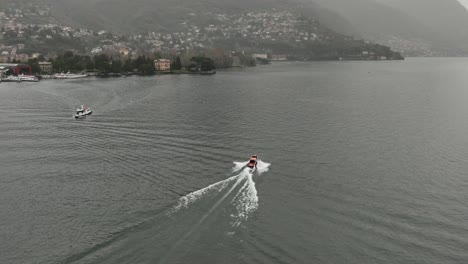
[{"x1": 1, "y1": 58, "x2": 468, "y2": 263}]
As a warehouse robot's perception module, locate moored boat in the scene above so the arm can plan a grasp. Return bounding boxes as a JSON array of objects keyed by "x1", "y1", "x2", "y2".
[
  {"x1": 199, "y1": 70, "x2": 217, "y2": 75},
  {"x1": 1, "y1": 75, "x2": 22, "y2": 82},
  {"x1": 18, "y1": 74, "x2": 39, "y2": 82},
  {"x1": 55, "y1": 72, "x2": 88, "y2": 79}
]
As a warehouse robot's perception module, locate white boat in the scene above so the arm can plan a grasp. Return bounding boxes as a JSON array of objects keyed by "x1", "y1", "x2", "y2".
[
  {"x1": 18, "y1": 74, "x2": 39, "y2": 82},
  {"x1": 1, "y1": 75, "x2": 22, "y2": 82},
  {"x1": 74, "y1": 105, "x2": 92, "y2": 119},
  {"x1": 54, "y1": 72, "x2": 88, "y2": 79}
]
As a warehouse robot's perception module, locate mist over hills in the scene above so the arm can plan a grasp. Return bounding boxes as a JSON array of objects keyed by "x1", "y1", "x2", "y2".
[
  {"x1": 295, "y1": 0, "x2": 468, "y2": 56},
  {"x1": 43, "y1": 0, "x2": 356, "y2": 35},
  {"x1": 5, "y1": 0, "x2": 355, "y2": 35},
  {"x1": 305, "y1": 0, "x2": 427, "y2": 37},
  {"x1": 322, "y1": 0, "x2": 468, "y2": 56},
  {"x1": 4, "y1": 0, "x2": 468, "y2": 56},
  {"x1": 378, "y1": 0, "x2": 468, "y2": 54}
]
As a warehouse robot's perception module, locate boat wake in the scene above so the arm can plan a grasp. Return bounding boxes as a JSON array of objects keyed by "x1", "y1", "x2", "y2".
[
  {"x1": 233, "y1": 159, "x2": 271, "y2": 175},
  {"x1": 171, "y1": 159, "x2": 270, "y2": 227},
  {"x1": 66, "y1": 160, "x2": 270, "y2": 264}
]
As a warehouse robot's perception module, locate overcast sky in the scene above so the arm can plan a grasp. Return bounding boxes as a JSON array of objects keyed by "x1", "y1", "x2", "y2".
[{"x1": 458, "y1": 0, "x2": 468, "y2": 9}]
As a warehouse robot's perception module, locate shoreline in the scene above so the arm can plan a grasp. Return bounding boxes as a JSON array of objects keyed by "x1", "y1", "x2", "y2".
[{"x1": 3, "y1": 59, "x2": 410, "y2": 82}]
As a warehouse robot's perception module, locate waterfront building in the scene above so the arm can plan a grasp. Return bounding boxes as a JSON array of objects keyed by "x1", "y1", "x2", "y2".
[
  {"x1": 271, "y1": 54, "x2": 288, "y2": 61},
  {"x1": 39, "y1": 62, "x2": 53, "y2": 74},
  {"x1": 0, "y1": 63, "x2": 32, "y2": 75},
  {"x1": 154, "y1": 59, "x2": 171, "y2": 71},
  {"x1": 0, "y1": 54, "x2": 9, "y2": 63},
  {"x1": 15, "y1": 54, "x2": 29, "y2": 62}
]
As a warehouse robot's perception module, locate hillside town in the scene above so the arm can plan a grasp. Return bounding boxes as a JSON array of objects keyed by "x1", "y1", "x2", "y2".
[
  {"x1": 0, "y1": 1, "x2": 405, "y2": 68},
  {"x1": 0, "y1": 8, "x2": 328, "y2": 62},
  {"x1": 0, "y1": 3, "x2": 404, "y2": 82},
  {"x1": 136, "y1": 11, "x2": 329, "y2": 54}
]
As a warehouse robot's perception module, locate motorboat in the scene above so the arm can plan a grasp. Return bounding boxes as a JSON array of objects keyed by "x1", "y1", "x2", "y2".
[
  {"x1": 247, "y1": 155, "x2": 258, "y2": 170},
  {"x1": 74, "y1": 113, "x2": 86, "y2": 119},
  {"x1": 74, "y1": 105, "x2": 92, "y2": 119},
  {"x1": 76, "y1": 105, "x2": 92, "y2": 115}
]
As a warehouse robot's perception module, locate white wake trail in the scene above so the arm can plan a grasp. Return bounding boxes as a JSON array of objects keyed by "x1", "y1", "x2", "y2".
[
  {"x1": 256, "y1": 159, "x2": 271, "y2": 175},
  {"x1": 170, "y1": 174, "x2": 239, "y2": 214},
  {"x1": 169, "y1": 160, "x2": 270, "y2": 227},
  {"x1": 232, "y1": 161, "x2": 248, "y2": 173},
  {"x1": 230, "y1": 171, "x2": 259, "y2": 227},
  {"x1": 161, "y1": 173, "x2": 248, "y2": 264}
]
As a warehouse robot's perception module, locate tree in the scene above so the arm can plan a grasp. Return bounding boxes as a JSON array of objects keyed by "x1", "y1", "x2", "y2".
[
  {"x1": 187, "y1": 63, "x2": 198, "y2": 72},
  {"x1": 63, "y1": 51, "x2": 74, "y2": 59},
  {"x1": 153, "y1": 52, "x2": 162, "y2": 60},
  {"x1": 27, "y1": 59, "x2": 41, "y2": 74},
  {"x1": 171, "y1": 56, "x2": 182, "y2": 70},
  {"x1": 138, "y1": 63, "x2": 155, "y2": 75},
  {"x1": 190, "y1": 57, "x2": 215, "y2": 71},
  {"x1": 206, "y1": 49, "x2": 232, "y2": 68},
  {"x1": 133, "y1": 56, "x2": 155, "y2": 75},
  {"x1": 200, "y1": 59, "x2": 215, "y2": 71},
  {"x1": 51, "y1": 57, "x2": 64, "y2": 72},
  {"x1": 123, "y1": 59, "x2": 133, "y2": 72},
  {"x1": 238, "y1": 53, "x2": 256, "y2": 67},
  {"x1": 86, "y1": 60, "x2": 95, "y2": 71},
  {"x1": 110, "y1": 59, "x2": 122, "y2": 73},
  {"x1": 133, "y1": 55, "x2": 147, "y2": 69},
  {"x1": 94, "y1": 54, "x2": 111, "y2": 72}
]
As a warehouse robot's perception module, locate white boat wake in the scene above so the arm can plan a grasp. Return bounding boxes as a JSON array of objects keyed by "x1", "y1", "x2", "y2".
[
  {"x1": 170, "y1": 173, "x2": 240, "y2": 213},
  {"x1": 170, "y1": 160, "x2": 271, "y2": 227},
  {"x1": 229, "y1": 172, "x2": 258, "y2": 227},
  {"x1": 66, "y1": 160, "x2": 271, "y2": 264},
  {"x1": 233, "y1": 159, "x2": 271, "y2": 175}
]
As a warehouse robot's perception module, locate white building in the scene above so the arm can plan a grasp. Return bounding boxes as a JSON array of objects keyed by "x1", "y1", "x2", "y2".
[{"x1": 154, "y1": 59, "x2": 171, "y2": 71}]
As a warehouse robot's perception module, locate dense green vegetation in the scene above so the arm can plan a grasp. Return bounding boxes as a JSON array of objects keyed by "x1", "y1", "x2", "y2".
[
  {"x1": 171, "y1": 56, "x2": 182, "y2": 71},
  {"x1": 27, "y1": 51, "x2": 222, "y2": 74},
  {"x1": 26, "y1": 51, "x2": 156, "y2": 75},
  {"x1": 188, "y1": 57, "x2": 216, "y2": 72}
]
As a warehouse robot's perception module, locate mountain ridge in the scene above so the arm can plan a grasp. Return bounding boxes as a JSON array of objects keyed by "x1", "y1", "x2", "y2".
[
  {"x1": 4, "y1": 0, "x2": 468, "y2": 56},
  {"x1": 44, "y1": 0, "x2": 357, "y2": 35}
]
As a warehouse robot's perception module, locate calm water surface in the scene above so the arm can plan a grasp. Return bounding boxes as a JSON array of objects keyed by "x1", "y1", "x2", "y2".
[{"x1": 1, "y1": 58, "x2": 468, "y2": 263}]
